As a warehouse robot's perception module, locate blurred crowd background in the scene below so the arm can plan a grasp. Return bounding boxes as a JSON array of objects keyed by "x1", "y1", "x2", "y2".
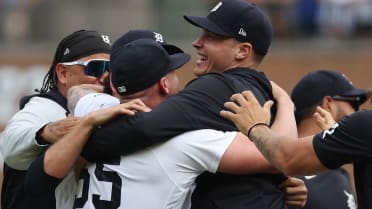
[{"x1": 0, "y1": 0, "x2": 372, "y2": 139}]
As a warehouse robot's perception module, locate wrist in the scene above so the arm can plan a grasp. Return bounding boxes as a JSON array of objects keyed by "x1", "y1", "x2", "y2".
[{"x1": 247, "y1": 123, "x2": 270, "y2": 141}]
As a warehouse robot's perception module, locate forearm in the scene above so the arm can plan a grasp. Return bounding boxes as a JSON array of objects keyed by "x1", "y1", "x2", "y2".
[
  {"x1": 249, "y1": 125, "x2": 289, "y2": 174},
  {"x1": 67, "y1": 84, "x2": 103, "y2": 114},
  {"x1": 43, "y1": 118, "x2": 94, "y2": 179}
]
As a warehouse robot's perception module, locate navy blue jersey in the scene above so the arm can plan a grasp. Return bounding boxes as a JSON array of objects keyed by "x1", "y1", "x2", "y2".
[
  {"x1": 82, "y1": 68, "x2": 289, "y2": 209},
  {"x1": 291, "y1": 168, "x2": 356, "y2": 209},
  {"x1": 24, "y1": 154, "x2": 62, "y2": 209},
  {"x1": 313, "y1": 110, "x2": 372, "y2": 209}
]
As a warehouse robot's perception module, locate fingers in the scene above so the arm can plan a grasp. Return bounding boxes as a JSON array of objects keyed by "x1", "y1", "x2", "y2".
[
  {"x1": 280, "y1": 177, "x2": 308, "y2": 208},
  {"x1": 313, "y1": 106, "x2": 336, "y2": 130},
  {"x1": 263, "y1": 100, "x2": 274, "y2": 114},
  {"x1": 121, "y1": 99, "x2": 151, "y2": 114}
]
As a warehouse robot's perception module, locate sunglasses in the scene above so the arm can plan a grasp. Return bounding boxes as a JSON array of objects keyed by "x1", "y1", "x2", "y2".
[
  {"x1": 332, "y1": 95, "x2": 361, "y2": 111},
  {"x1": 61, "y1": 59, "x2": 110, "y2": 78}
]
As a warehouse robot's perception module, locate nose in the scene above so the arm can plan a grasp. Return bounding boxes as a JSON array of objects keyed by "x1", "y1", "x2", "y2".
[{"x1": 192, "y1": 34, "x2": 203, "y2": 49}]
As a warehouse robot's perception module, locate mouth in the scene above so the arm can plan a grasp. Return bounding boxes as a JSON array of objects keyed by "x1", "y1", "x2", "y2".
[{"x1": 196, "y1": 53, "x2": 207, "y2": 65}]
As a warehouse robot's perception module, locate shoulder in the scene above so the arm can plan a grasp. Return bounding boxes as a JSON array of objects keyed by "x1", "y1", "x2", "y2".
[
  {"x1": 338, "y1": 110, "x2": 372, "y2": 134},
  {"x1": 17, "y1": 96, "x2": 66, "y2": 117},
  {"x1": 74, "y1": 93, "x2": 119, "y2": 117},
  {"x1": 167, "y1": 129, "x2": 237, "y2": 147}
]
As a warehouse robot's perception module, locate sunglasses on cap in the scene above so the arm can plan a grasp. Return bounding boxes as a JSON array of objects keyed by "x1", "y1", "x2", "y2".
[
  {"x1": 332, "y1": 95, "x2": 361, "y2": 111},
  {"x1": 61, "y1": 59, "x2": 110, "y2": 78}
]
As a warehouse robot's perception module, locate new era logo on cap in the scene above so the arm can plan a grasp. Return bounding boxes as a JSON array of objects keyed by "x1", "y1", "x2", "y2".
[
  {"x1": 117, "y1": 86, "x2": 127, "y2": 93},
  {"x1": 238, "y1": 28, "x2": 247, "y2": 37},
  {"x1": 63, "y1": 48, "x2": 70, "y2": 55},
  {"x1": 211, "y1": 2, "x2": 222, "y2": 12}
]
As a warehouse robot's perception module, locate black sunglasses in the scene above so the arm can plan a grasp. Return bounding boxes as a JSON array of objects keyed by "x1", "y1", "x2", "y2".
[
  {"x1": 332, "y1": 95, "x2": 361, "y2": 111},
  {"x1": 62, "y1": 59, "x2": 110, "y2": 78}
]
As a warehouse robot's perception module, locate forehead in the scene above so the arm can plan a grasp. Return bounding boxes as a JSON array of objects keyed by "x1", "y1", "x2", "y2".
[{"x1": 79, "y1": 53, "x2": 110, "y2": 61}]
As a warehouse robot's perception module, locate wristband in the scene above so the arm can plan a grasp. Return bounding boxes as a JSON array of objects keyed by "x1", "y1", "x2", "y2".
[{"x1": 247, "y1": 122, "x2": 269, "y2": 140}]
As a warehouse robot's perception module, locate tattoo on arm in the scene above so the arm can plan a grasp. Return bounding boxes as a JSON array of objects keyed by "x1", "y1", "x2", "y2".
[
  {"x1": 67, "y1": 86, "x2": 99, "y2": 114},
  {"x1": 250, "y1": 127, "x2": 280, "y2": 167}
]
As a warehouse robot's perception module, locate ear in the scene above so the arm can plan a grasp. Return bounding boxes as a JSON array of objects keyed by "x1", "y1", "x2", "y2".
[
  {"x1": 158, "y1": 76, "x2": 170, "y2": 95},
  {"x1": 55, "y1": 63, "x2": 68, "y2": 85},
  {"x1": 235, "y1": 42, "x2": 253, "y2": 60},
  {"x1": 321, "y1": 96, "x2": 333, "y2": 112}
]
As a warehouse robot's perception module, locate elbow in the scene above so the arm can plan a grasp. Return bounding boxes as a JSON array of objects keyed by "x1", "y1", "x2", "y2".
[
  {"x1": 274, "y1": 155, "x2": 302, "y2": 176},
  {"x1": 272, "y1": 148, "x2": 299, "y2": 176}
]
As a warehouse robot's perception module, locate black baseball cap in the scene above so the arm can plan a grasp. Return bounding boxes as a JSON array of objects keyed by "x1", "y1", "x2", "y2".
[
  {"x1": 59, "y1": 29, "x2": 112, "y2": 62},
  {"x1": 110, "y1": 39, "x2": 191, "y2": 95},
  {"x1": 291, "y1": 70, "x2": 371, "y2": 113},
  {"x1": 184, "y1": 0, "x2": 272, "y2": 55},
  {"x1": 113, "y1": 29, "x2": 184, "y2": 55}
]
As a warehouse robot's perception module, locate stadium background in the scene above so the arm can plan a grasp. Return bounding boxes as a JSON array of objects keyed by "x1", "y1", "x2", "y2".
[{"x1": 0, "y1": 0, "x2": 371, "y2": 205}]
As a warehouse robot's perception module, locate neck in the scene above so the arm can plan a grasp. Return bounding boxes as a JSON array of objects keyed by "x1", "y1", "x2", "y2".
[{"x1": 297, "y1": 117, "x2": 323, "y2": 138}]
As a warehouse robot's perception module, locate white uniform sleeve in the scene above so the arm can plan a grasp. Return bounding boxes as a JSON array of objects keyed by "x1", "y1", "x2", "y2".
[
  {"x1": 0, "y1": 97, "x2": 67, "y2": 170},
  {"x1": 155, "y1": 129, "x2": 237, "y2": 174},
  {"x1": 74, "y1": 93, "x2": 120, "y2": 116}
]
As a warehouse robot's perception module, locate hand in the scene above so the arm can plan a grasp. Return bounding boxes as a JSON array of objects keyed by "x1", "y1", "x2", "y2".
[
  {"x1": 41, "y1": 116, "x2": 81, "y2": 144},
  {"x1": 280, "y1": 177, "x2": 308, "y2": 208},
  {"x1": 313, "y1": 106, "x2": 336, "y2": 130},
  {"x1": 85, "y1": 99, "x2": 151, "y2": 127},
  {"x1": 220, "y1": 91, "x2": 273, "y2": 135}
]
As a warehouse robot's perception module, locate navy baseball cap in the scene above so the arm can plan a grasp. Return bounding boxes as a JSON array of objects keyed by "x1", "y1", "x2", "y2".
[
  {"x1": 184, "y1": 0, "x2": 273, "y2": 55},
  {"x1": 291, "y1": 70, "x2": 371, "y2": 113},
  {"x1": 113, "y1": 29, "x2": 184, "y2": 55},
  {"x1": 110, "y1": 39, "x2": 191, "y2": 95},
  {"x1": 59, "y1": 30, "x2": 111, "y2": 62}
]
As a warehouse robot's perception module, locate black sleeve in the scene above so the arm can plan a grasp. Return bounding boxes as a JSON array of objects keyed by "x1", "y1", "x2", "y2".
[
  {"x1": 82, "y1": 75, "x2": 239, "y2": 162},
  {"x1": 23, "y1": 154, "x2": 62, "y2": 209},
  {"x1": 313, "y1": 110, "x2": 372, "y2": 169}
]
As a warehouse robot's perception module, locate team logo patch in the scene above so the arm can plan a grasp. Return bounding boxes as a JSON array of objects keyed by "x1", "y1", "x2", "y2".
[
  {"x1": 153, "y1": 32, "x2": 164, "y2": 43},
  {"x1": 101, "y1": 35, "x2": 111, "y2": 45}
]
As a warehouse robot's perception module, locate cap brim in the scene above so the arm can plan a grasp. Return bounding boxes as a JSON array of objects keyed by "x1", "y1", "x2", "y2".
[
  {"x1": 341, "y1": 88, "x2": 372, "y2": 104},
  {"x1": 163, "y1": 44, "x2": 184, "y2": 55},
  {"x1": 184, "y1": 15, "x2": 230, "y2": 37},
  {"x1": 167, "y1": 53, "x2": 191, "y2": 73}
]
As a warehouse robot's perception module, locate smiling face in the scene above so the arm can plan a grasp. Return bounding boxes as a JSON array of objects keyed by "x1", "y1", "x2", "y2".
[{"x1": 191, "y1": 30, "x2": 242, "y2": 77}]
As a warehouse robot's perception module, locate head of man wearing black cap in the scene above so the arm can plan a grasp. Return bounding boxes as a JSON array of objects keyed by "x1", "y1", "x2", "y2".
[
  {"x1": 292, "y1": 70, "x2": 371, "y2": 135},
  {"x1": 39, "y1": 29, "x2": 112, "y2": 98},
  {"x1": 101, "y1": 29, "x2": 190, "y2": 107},
  {"x1": 110, "y1": 38, "x2": 190, "y2": 108},
  {"x1": 184, "y1": 0, "x2": 272, "y2": 76}
]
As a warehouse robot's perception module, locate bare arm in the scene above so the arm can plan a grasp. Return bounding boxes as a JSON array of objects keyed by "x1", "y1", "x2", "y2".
[
  {"x1": 38, "y1": 116, "x2": 80, "y2": 144},
  {"x1": 67, "y1": 84, "x2": 104, "y2": 114},
  {"x1": 44, "y1": 100, "x2": 150, "y2": 178},
  {"x1": 221, "y1": 90, "x2": 328, "y2": 176},
  {"x1": 218, "y1": 82, "x2": 297, "y2": 174}
]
